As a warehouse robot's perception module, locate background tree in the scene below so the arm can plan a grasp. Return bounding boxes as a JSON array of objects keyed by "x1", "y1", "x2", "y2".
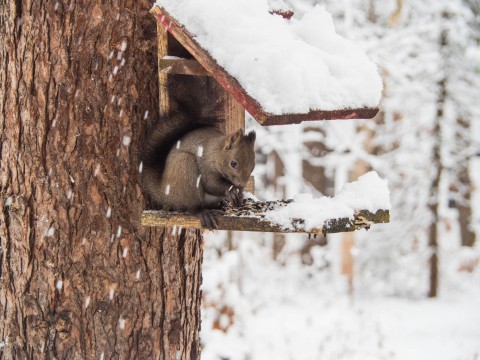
[
  {"x1": 1, "y1": 1, "x2": 203, "y2": 358},
  {"x1": 443, "y1": 1, "x2": 479, "y2": 248}
]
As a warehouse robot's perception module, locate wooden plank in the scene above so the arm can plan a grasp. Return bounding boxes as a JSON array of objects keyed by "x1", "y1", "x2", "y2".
[
  {"x1": 157, "y1": 22, "x2": 171, "y2": 117},
  {"x1": 150, "y1": 6, "x2": 379, "y2": 126},
  {"x1": 220, "y1": 69, "x2": 256, "y2": 193},
  {"x1": 141, "y1": 208, "x2": 389, "y2": 235},
  {"x1": 245, "y1": 177, "x2": 255, "y2": 194},
  {"x1": 223, "y1": 89, "x2": 245, "y2": 133},
  {"x1": 261, "y1": 107, "x2": 380, "y2": 125},
  {"x1": 160, "y1": 58, "x2": 211, "y2": 76}
]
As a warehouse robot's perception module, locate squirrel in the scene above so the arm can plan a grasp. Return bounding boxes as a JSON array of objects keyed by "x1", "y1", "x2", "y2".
[{"x1": 141, "y1": 98, "x2": 256, "y2": 229}]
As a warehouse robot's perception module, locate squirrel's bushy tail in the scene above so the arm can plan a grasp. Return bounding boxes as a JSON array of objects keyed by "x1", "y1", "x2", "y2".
[{"x1": 141, "y1": 96, "x2": 221, "y2": 178}]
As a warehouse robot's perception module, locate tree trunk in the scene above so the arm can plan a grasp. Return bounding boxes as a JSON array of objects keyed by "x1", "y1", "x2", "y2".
[
  {"x1": 428, "y1": 14, "x2": 448, "y2": 298},
  {"x1": 0, "y1": 1, "x2": 203, "y2": 359},
  {"x1": 457, "y1": 196, "x2": 476, "y2": 247},
  {"x1": 451, "y1": 118, "x2": 476, "y2": 247}
]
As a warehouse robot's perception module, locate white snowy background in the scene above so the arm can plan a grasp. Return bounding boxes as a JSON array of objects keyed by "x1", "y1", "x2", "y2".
[{"x1": 198, "y1": 0, "x2": 480, "y2": 359}]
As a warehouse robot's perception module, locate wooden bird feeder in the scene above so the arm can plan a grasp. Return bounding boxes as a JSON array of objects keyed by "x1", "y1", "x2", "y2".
[{"x1": 141, "y1": 5, "x2": 389, "y2": 234}]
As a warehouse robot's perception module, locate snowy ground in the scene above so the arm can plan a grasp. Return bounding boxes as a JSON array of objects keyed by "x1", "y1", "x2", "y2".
[{"x1": 201, "y1": 234, "x2": 480, "y2": 360}]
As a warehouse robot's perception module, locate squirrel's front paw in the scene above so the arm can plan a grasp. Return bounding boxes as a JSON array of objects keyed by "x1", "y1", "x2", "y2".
[
  {"x1": 196, "y1": 209, "x2": 222, "y2": 230},
  {"x1": 225, "y1": 186, "x2": 244, "y2": 207}
]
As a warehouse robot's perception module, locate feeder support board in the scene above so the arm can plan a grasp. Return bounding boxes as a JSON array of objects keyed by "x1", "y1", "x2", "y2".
[{"x1": 142, "y1": 200, "x2": 389, "y2": 235}]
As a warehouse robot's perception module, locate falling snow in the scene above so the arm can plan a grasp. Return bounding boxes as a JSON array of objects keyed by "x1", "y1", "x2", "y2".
[
  {"x1": 118, "y1": 317, "x2": 126, "y2": 330},
  {"x1": 46, "y1": 227, "x2": 55, "y2": 237},
  {"x1": 56, "y1": 280, "x2": 63, "y2": 290},
  {"x1": 122, "y1": 135, "x2": 131, "y2": 146},
  {"x1": 2, "y1": 1, "x2": 473, "y2": 359}
]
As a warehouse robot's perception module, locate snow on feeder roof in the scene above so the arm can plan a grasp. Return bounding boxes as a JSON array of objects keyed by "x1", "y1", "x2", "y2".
[{"x1": 151, "y1": 0, "x2": 382, "y2": 125}]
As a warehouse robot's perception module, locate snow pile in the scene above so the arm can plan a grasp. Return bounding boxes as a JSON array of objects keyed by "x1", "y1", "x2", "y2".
[
  {"x1": 154, "y1": 0, "x2": 382, "y2": 115},
  {"x1": 202, "y1": 232, "x2": 480, "y2": 360},
  {"x1": 336, "y1": 171, "x2": 391, "y2": 212},
  {"x1": 265, "y1": 195, "x2": 354, "y2": 230},
  {"x1": 264, "y1": 171, "x2": 390, "y2": 231}
]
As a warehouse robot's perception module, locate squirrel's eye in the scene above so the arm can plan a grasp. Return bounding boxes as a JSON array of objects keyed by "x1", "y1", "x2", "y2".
[{"x1": 231, "y1": 160, "x2": 238, "y2": 169}]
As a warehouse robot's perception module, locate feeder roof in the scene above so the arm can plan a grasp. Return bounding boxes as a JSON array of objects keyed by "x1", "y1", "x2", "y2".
[{"x1": 152, "y1": 0, "x2": 382, "y2": 125}]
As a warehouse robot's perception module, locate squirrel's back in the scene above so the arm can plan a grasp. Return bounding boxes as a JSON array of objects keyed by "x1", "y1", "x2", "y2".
[
  {"x1": 141, "y1": 99, "x2": 256, "y2": 217},
  {"x1": 142, "y1": 104, "x2": 209, "y2": 202}
]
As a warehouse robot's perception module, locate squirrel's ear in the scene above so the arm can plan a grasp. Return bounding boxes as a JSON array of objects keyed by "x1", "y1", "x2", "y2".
[
  {"x1": 246, "y1": 130, "x2": 256, "y2": 143},
  {"x1": 223, "y1": 128, "x2": 244, "y2": 150}
]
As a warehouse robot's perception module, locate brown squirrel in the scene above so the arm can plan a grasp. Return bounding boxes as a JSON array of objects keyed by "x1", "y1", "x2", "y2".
[{"x1": 141, "y1": 99, "x2": 256, "y2": 229}]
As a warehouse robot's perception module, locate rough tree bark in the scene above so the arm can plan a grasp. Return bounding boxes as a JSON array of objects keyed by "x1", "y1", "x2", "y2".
[{"x1": 1, "y1": 1, "x2": 203, "y2": 359}]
